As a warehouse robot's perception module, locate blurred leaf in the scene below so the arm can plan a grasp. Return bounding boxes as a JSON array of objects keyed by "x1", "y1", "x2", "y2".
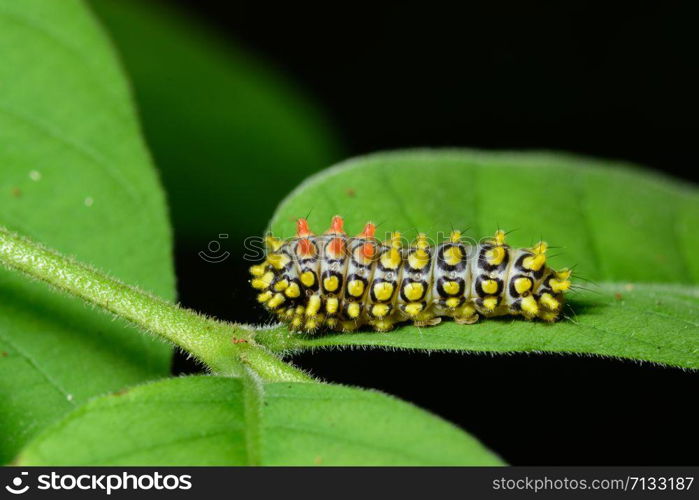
[
  {"x1": 90, "y1": 0, "x2": 341, "y2": 244},
  {"x1": 0, "y1": 0, "x2": 175, "y2": 463},
  {"x1": 18, "y1": 376, "x2": 503, "y2": 465},
  {"x1": 259, "y1": 150, "x2": 699, "y2": 369}
]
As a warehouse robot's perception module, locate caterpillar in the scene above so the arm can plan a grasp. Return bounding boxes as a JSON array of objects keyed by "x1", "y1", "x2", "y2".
[{"x1": 249, "y1": 216, "x2": 572, "y2": 332}]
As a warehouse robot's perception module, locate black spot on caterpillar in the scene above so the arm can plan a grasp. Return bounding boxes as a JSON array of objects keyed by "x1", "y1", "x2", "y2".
[{"x1": 249, "y1": 216, "x2": 572, "y2": 332}]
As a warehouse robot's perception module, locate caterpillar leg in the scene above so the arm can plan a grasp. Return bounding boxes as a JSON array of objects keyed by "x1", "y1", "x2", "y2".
[
  {"x1": 454, "y1": 303, "x2": 479, "y2": 324},
  {"x1": 304, "y1": 313, "x2": 325, "y2": 332},
  {"x1": 413, "y1": 313, "x2": 441, "y2": 327},
  {"x1": 371, "y1": 319, "x2": 396, "y2": 332},
  {"x1": 340, "y1": 320, "x2": 360, "y2": 332},
  {"x1": 414, "y1": 317, "x2": 442, "y2": 327}
]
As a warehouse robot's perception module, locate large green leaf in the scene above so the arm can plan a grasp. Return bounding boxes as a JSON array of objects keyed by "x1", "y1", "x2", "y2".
[
  {"x1": 90, "y1": 0, "x2": 341, "y2": 243},
  {"x1": 17, "y1": 376, "x2": 503, "y2": 466},
  {"x1": 0, "y1": 0, "x2": 175, "y2": 463},
  {"x1": 258, "y1": 150, "x2": 699, "y2": 369}
]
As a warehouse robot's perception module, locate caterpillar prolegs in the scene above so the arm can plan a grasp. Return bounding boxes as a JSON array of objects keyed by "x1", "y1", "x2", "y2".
[{"x1": 249, "y1": 216, "x2": 572, "y2": 332}]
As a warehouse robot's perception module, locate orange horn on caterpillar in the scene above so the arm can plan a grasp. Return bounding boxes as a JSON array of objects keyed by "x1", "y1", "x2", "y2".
[
  {"x1": 326, "y1": 215, "x2": 346, "y2": 234},
  {"x1": 357, "y1": 222, "x2": 376, "y2": 238},
  {"x1": 295, "y1": 218, "x2": 313, "y2": 237}
]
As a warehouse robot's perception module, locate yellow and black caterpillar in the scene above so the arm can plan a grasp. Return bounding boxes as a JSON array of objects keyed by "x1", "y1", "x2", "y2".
[{"x1": 249, "y1": 216, "x2": 572, "y2": 332}]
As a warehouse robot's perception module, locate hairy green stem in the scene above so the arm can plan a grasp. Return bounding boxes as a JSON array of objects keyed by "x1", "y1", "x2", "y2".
[{"x1": 0, "y1": 226, "x2": 310, "y2": 382}]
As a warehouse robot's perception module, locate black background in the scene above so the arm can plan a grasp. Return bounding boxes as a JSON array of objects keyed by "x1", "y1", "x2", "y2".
[{"x1": 168, "y1": 1, "x2": 698, "y2": 465}]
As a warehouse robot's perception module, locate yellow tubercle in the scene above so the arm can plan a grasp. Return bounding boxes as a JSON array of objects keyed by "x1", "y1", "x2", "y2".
[
  {"x1": 249, "y1": 264, "x2": 265, "y2": 277},
  {"x1": 381, "y1": 247, "x2": 402, "y2": 269},
  {"x1": 347, "y1": 279, "x2": 365, "y2": 297},
  {"x1": 300, "y1": 271, "x2": 316, "y2": 288},
  {"x1": 523, "y1": 253, "x2": 546, "y2": 271},
  {"x1": 494, "y1": 229, "x2": 506, "y2": 246},
  {"x1": 445, "y1": 297, "x2": 461, "y2": 309},
  {"x1": 267, "y1": 252, "x2": 290, "y2": 270},
  {"x1": 486, "y1": 245, "x2": 506, "y2": 266},
  {"x1": 408, "y1": 250, "x2": 430, "y2": 270},
  {"x1": 305, "y1": 314, "x2": 325, "y2": 331},
  {"x1": 442, "y1": 281, "x2": 460, "y2": 295},
  {"x1": 371, "y1": 303, "x2": 390, "y2": 318},
  {"x1": 273, "y1": 279, "x2": 289, "y2": 292},
  {"x1": 415, "y1": 233, "x2": 430, "y2": 250},
  {"x1": 404, "y1": 302, "x2": 423, "y2": 317},
  {"x1": 264, "y1": 235, "x2": 283, "y2": 252},
  {"x1": 346, "y1": 302, "x2": 361, "y2": 319},
  {"x1": 388, "y1": 231, "x2": 402, "y2": 248},
  {"x1": 284, "y1": 282, "x2": 301, "y2": 298},
  {"x1": 251, "y1": 271, "x2": 274, "y2": 290},
  {"x1": 539, "y1": 309, "x2": 559, "y2": 322},
  {"x1": 532, "y1": 241, "x2": 548, "y2": 255},
  {"x1": 325, "y1": 297, "x2": 339, "y2": 315},
  {"x1": 550, "y1": 279, "x2": 571, "y2": 293},
  {"x1": 556, "y1": 268, "x2": 572, "y2": 280},
  {"x1": 481, "y1": 279, "x2": 498, "y2": 295},
  {"x1": 373, "y1": 282, "x2": 394, "y2": 301},
  {"x1": 403, "y1": 282, "x2": 425, "y2": 301},
  {"x1": 443, "y1": 245, "x2": 463, "y2": 266},
  {"x1": 520, "y1": 295, "x2": 539, "y2": 316},
  {"x1": 550, "y1": 268, "x2": 572, "y2": 293},
  {"x1": 305, "y1": 294, "x2": 321, "y2": 316},
  {"x1": 514, "y1": 277, "x2": 532, "y2": 294},
  {"x1": 371, "y1": 319, "x2": 395, "y2": 332},
  {"x1": 449, "y1": 230, "x2": 462, "y2": 243},
  {"x1": 267, "y1": 293, "x2": 285, "y2": 309},
  {"x1": 257, "y1": 291, "x2": 272, "y2": 303},
  {"x1": 323, "y1": 275, "x2": 340, "y2": 292},
  {"x1": 539, "y1": 292, "x2": 560, "y2": 311},
  {"x1": 482, "y1": 296, "x2": 498, "y2": 311}
]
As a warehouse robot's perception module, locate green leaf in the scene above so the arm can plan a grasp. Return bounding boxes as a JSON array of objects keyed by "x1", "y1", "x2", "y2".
[
  {"x1": 0, "y1": 0, "x2": 175, "y2": 462},
  {"x1": 90, "y1": 0, "x2": 341, "y2": 243},
  {"x1": 17, "y1": 376, "x2": 503, "y2": 465},
  {"x1": 258, "y1": 150, "x2": 699, "y2": 369}
]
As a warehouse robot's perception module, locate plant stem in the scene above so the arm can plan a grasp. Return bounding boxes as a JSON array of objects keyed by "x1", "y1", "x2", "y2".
[{"x1": 0, "y1": 226, "x2": 311, "y2": 382}]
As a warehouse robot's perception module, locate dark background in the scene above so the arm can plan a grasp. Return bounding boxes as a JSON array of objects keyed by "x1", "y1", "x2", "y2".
[{"x1": 168, "y1": 1, "x2": 697, "y2": 465}]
